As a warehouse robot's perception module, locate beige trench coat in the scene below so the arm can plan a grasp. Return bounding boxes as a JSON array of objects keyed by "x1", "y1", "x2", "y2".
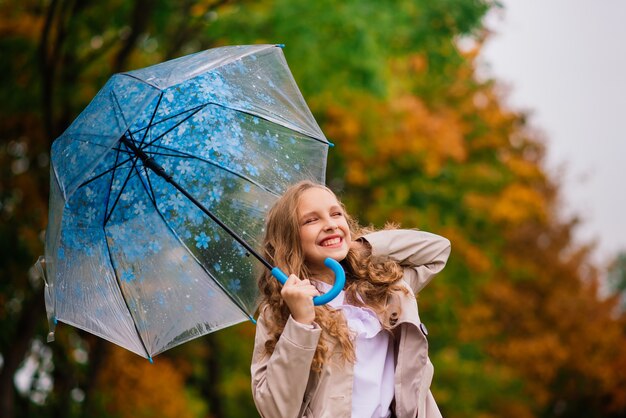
[{"x1": 251, "y1": 229, "x2": 451, "y2": 418}]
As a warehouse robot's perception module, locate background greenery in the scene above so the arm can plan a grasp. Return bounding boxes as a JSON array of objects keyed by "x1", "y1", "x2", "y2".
[{"x1": 2, "y1": 1, "x2": 626, "y2": 417}]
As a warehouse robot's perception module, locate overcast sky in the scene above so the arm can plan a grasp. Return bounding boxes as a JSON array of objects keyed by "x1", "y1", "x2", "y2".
[{"x1": 479, "y1": 0, "x2": 626, "y2": 266}]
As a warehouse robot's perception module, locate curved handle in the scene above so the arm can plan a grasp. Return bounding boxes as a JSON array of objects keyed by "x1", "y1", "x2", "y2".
[{"x1": 271, "y1": 258, "x2": 345, "y2": 306}]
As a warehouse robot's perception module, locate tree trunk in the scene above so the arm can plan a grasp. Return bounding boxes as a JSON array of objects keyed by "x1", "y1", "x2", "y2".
[{"x1": 113, "y1": 0, "x2": 152, "y2": 73}]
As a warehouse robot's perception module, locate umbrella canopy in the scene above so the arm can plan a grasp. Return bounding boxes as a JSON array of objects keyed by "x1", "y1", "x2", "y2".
[{"x1": 42, "y1": 44, "x2": 333, "y2": 360}]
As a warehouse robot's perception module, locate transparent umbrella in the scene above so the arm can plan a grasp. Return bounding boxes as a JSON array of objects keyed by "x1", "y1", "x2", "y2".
[{"x1": 39, "y1": 44, "x2": 344, "y2": 361}]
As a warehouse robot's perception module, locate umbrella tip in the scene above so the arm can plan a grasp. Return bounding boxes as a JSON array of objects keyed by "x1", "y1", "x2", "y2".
[
  {"x1": 249, "y1": 316, "x2": 257, "y2": 325},
  {"x1": 328, "y1": 141, "x2": 335, "y2": 147},
  {"x1": 148, "y1": 356, "x2": 154, "y2": 364},
  {"x1": 276, "y1": 44, "x2": 285, "y2": 49}
]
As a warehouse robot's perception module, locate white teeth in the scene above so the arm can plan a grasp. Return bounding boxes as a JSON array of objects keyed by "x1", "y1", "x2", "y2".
[{"x1": 321, "y1": 237, "x2": 341, "y2": 247}]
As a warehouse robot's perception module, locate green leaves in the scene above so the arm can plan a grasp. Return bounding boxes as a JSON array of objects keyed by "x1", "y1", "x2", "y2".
[{"x1": 2, "y1": 1, "x2": 625, "y2": 417}]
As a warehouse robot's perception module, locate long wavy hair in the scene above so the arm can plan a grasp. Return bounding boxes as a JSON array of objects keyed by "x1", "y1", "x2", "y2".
[{"x1": 257, "y1": 180, "x2": 406, "y2": 371}]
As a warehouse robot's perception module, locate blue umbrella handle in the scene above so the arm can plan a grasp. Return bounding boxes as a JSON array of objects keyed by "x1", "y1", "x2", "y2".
[{"x1": 271, "y1": 258, "x2": 346, "y2": 306}]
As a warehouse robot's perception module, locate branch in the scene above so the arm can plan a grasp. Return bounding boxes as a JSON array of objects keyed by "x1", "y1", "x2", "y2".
[
  {"x1": 38, "y1": 0, "x2": 60, "y2": 143},
  {"x1": 113, "y1": 0, "x2": 152, "y2": 73},
  {"x1": 164, "y1": 0, "x2": 232, "y2": 60},
  {"x1": 38, "y1": 0, "x2": 82, "y2": 141}
]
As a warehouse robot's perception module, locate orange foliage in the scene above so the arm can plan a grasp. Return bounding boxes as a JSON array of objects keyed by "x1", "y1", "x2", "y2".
[
  {"x1": 0, "y1": 6, "x2": 43, "y2": 40},
  {"x1": 94, "y1": 347, "x2": 196, "y2": 418},
  {"x1": 478, "y1": 216, "x2": 626, "y2": 412},
  {"x1": 324, "y1": 92, "x2": 467, "y2": 181},
  {"x1": 503, "y1": 154, "x2": 545, "y2": 182},
  {"x1": 388, "y1": 95, "x2": 467, "y2": 176},
  {"x1": 441, "y1": 226, "x2": 492, "y2": 274},
  {"x1": 324, "y1": 37, "x2": 626, "y2": 416},
  {"x1": 491, "y1": 184, "x2": 547, "y2": 225}
]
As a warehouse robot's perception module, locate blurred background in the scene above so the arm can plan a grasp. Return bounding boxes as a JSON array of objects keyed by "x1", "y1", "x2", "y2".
[{"x1": 1, "y1": 1, "x2": 625, "y2": 417}]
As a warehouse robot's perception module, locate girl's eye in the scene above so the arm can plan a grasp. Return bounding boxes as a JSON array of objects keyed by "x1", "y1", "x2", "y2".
[
  {"x1": 304, "y1": 218, "x2": 317, "y2": 224},
  {"x1": 331, "y1": 212, "x2": 343, "y2": 217}
]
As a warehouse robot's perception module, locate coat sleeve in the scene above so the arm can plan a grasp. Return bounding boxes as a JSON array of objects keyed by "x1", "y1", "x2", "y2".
[
  {"x1": 251, "y1": 308, "x2": 321, "y2": 418},
  {"x1": 360, "y1": 229, "x2": 451, "y2": 294}
]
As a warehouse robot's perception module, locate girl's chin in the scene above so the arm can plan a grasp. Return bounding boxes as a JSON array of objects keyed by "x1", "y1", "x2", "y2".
[
  {"x1": 318, "y1": 250, "x2": 349, "y2": 262},
  {"x1": 318, "y1": 247, "x2": 344, "y2": 254}
]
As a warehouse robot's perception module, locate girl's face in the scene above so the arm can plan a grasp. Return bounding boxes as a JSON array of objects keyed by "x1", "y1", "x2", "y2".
[{"x1": 297, "y1": 187, "x2": 352, "y2": 278}]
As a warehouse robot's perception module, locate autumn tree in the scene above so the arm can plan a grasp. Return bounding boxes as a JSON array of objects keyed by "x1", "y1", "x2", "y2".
[
  {"x1": 3, "y1": 0, "x2": 626, "y2": 417},
  {"x1": 212, "y1": 2, "x2": 626, "y2": 416},
  {"x1": 0, "y1": 1, "x2": 245, "y2": 417}
]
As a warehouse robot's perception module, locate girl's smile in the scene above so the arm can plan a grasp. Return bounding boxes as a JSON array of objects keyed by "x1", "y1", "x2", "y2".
[{"x1": 319, "y1": 235, "x2": 343, "y2": 247}]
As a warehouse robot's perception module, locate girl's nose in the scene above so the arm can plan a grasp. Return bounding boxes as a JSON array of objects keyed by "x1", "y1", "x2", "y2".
[{"x1": 324, "y1": 220, "x2": 338, "y2": 231}]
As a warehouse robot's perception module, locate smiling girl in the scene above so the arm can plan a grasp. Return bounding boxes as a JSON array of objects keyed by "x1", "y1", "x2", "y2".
[{"x1": 251, "y1": 181, "x2": 451, "y2": 418}]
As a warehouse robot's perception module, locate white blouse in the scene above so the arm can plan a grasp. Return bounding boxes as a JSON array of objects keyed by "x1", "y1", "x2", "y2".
[{"x1": 316, "y1": 282, "x2": 395, "y2": 418}]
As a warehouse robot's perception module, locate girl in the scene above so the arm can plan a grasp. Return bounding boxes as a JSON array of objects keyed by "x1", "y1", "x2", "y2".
[{"x1": 251, "y1": 181, "x2": 451, "y2": 418}]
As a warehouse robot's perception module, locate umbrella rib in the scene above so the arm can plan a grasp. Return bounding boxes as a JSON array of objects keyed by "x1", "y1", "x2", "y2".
[
  {"x1": 130, "y1": 104, "x2": 206, "y2": 144},
  {"x1": 140, "y1": 99, "x2": 330, "y2": 147},
  {"x1": 104, "y1": 87, "x2": 143, "y2": 226},
  {"x1": 104, "y1": 147, "x2": 141, "y2": 226},
  {"x1": 108, "y1": 87, "x2": 158, "y2": 164},
  {"x1": 102, "y1": 146, "x2": 123, "y2": 225},
  {"x1": 136, "y1": 105, "x2": 207, "y2": 152},
  {"x1": 76, "y1": 154, "x2": 134, "y2": 189},
  {"x1": 145, "y1": 186, "x2": 256, "y2": 323},
  {"x1": 128, "y1": 105, "x2": 201, "y2": 137},
  {"x1": 208, "y1": 103, "x2": 330, "y2": 146},
  {"x1": 141, "y1": 163, "x2": 158, "y2": 204},
  {"x1": 132, "y1": 159, "x2": 157, "y2": 206},
  {"x1": 103, "y1": 231, "x2": 154, "y2": 361},
  {"x1": 138, "y1": 150, "x2": 194, "y2": 159},
  {"x1": 144, "y1": 143, "x2": 281, "y2": 197},
  {"x1": 126, "y1": 153, "x2": 256, "y2": 323},
  {"x1": 140, "y1": 92, "x2": 163, "y2": 144},
  {"x1": 104, "y1": 88, "x2": 152, "y2": 225},
  {"x1": 119, "y1": 69, "x2": 328, "y2": 147},
  {"x1": 131, "y1": 121, "x2": 159, "y2": 204},
  {"x1": 121, "y1": 136, "x2": 274, "y2": 270}
]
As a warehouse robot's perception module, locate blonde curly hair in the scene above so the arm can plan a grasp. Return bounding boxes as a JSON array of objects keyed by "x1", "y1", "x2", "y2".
[{"x1": 257, "y1": 180, "x2": 406, "y2": 371}]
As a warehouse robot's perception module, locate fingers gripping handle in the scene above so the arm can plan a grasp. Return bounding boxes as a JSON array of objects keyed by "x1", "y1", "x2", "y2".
[{"x1": 271, "y1": 258, "x2": 346, "y2": 306}]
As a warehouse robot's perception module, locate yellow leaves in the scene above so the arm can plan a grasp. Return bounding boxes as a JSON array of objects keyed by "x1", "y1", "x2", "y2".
[
  {"x1": 315, "y1": 28, "x2": 626, "y2": 416},
  {"x1": 323, "y1": 102, "x2": 363, "y2": 154},
  {"x1": 345, "y1": 161, "x2": 368, "y2": 186},
  {"x1": 96, "y1": 347, "x2": 197, "y2": 418},
  {"x1": 385, "y1": 95, "x2": 467, "y2": 176},
  {"x1": 493, "y1": 343, "x2": 558, "y2": 408},
  {"x1": 475, "y1": 256, "x2": 626, "y2": 412},
  {"x1": 189, "y1": 0, "x2": 231, "y2": 17},
  {"x1": 503, "y1": 154, "x2": 544, "y2": 182},
  {"x1": 323, "y1": 102, "x2": 370, "y2": 186},
  {"x1": 493, "y1": 333, "x2": 569, "y2": 381},
  {"x1": 458, "y1": 302, "x2": 498, "y2": 342},
  {"x1": 463, "y1": 191, "x2": 494, "y2": 215},
  {"x1": 190, "y1": 3, "x2": 210, "y2": 17},
  {"x1": 492, "y1": 184, "x2": 546, "y2": 225},
  {"x1": 324, "y1": 92, "x2": 468, "y2": 182},
  {"x1": 408, "y1": 53, "x2": 428, "y2": 74},
  {"x1": 441, "y1": 227, "x2": 492, "y2": 273},
  {"x1": 0, "y1": 11, "x2": 43, "y2": 40}
]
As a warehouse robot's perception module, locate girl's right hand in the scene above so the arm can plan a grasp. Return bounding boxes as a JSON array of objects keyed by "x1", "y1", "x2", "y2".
[{"x1": 280, "y1": 274, "x2": 320, "y2": 325}]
